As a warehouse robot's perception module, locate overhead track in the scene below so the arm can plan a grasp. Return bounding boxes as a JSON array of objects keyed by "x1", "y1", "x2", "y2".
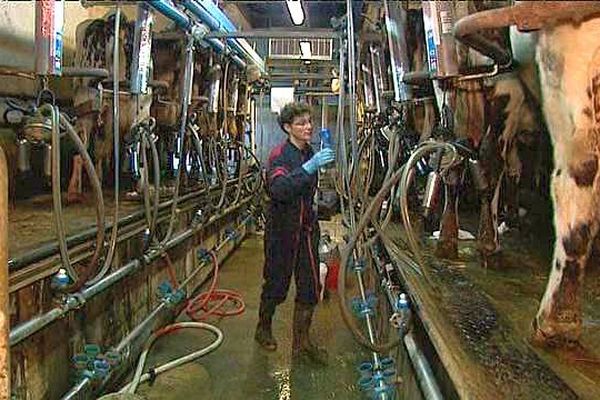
[{"x1": 205, "y1": 28, "x2": 339, "y2": 39}]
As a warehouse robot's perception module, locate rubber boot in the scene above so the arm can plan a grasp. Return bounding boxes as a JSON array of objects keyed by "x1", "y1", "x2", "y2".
[
  {"x1": 255, "y1": 299, "x2": 277, "y2": 351},
  {"x1": 292, "y1": 302, "x2": 328, "y2": 365}
]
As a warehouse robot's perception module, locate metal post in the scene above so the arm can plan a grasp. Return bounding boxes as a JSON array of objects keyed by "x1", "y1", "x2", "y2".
[
  {"x1": 369, "y1": 45, "x2": 384, "y2": 113},
  {"x1": 382, "y1": 0, "x2": 412, "y2": 101},
  {"x1": 0, "y1": 147, "x2": 10, "y2": 398},
  {"x1": 346, "y1": 0, "x2": 358, "y2": 164},
  {"x1": 35, "y1": 0, "x2": 64, "y2": 76}
]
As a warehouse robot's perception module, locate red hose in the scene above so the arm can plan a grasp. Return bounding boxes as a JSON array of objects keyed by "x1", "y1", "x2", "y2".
[
  {"x1": 162, "y1": 250, "x2": 246, "y2": 321},
  {"x1": 184, "y1": 251, "x2": 246, "y2": 321}
]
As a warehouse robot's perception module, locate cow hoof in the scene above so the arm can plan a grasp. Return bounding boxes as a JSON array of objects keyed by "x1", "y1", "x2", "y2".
[
  {"x1": 66, "y1": 192, "x2": 85, "y2": 205},
  {"x1": 531, "y1": 318, "x2": 582, "y2": 349},
  {"x1": 124, "y1": 191, "x2": 141, "y2": 202},
  {"x1": 435, "y1": 241, "x2": 458, "y2": 260},
  {"x1": 477, "y1": 240, "x2": 500, "y2": 257}
]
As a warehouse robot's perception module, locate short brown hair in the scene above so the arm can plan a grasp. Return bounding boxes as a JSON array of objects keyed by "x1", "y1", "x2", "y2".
[{"x1": 277, "y1": 102, "x2": 311, "y2": 133}]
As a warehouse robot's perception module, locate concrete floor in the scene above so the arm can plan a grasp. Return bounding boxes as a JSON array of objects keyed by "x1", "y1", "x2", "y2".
[{"x1": 133, "y1": 235, "x2": 369, "y2": 400}]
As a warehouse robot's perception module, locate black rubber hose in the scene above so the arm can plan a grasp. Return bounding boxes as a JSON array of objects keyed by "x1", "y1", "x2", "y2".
[
  {"x1": 59, "y1": 111, "x2": 106, "y2": 291},
  {"x1": 213, "y1": 138, "x2": 229, "y2": 210}
]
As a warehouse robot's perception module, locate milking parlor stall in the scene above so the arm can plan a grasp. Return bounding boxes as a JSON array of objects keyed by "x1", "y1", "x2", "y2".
[{"x1": 0, "y1": 1, "x2": 599, "y2": 399}]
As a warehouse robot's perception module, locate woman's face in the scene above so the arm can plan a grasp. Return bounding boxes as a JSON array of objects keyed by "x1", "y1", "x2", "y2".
[{"x1": 285, "y1": 113, "x2": 312, "y2": 146}]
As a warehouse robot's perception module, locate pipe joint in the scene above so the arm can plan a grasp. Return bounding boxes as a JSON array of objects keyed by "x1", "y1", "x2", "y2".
[
  {"x1": 157, "y1": 281, "x2": 186, "y2": 307},
  {"x1": 357, "y1": 356, "x2": 397, "y2": 399},
  {"x1": 196, "y1": 248, "x2": 211, "y2": 263},
  {"x1": 64, "y1": 293, "x2": 87, "y2": 310},
  {"x1": 351, "y1": 257, "x2": 367, "y2": 273},
  {"x1": 190, "y1": 23, "x2": 210, "y2": 42},
  {"x1": 351, "y1": 293, "x2": 378, "y2": 319}
]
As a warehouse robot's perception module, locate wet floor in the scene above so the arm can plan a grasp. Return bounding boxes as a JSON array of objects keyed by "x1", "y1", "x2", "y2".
[
  {"x1": 130, "y1": 235, "x2": 369, "y2": 400},
  {"x1": 385, "y1": 210, "x2": 600, "y2": 399}
]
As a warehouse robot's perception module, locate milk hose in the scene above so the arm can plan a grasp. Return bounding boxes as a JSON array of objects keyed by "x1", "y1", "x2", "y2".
[
  {"x1": 120, "y1": 322, "x2": 223, "y2": 394},
  {"x1": 51, "y1": 108, "x2": 106, "y2": 290}
]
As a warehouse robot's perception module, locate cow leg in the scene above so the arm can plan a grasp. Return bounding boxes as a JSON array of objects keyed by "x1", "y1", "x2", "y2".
[
  {"x1": 435, "y1": 167, "x2": 461, "y2": 259},
  {"x1": 477, "y1": 123, "x2": 504, "y2": 257},
  {"x1": 533, "y1": 158, "x2": 599, "y2": 346},
  {"x1": 477, "y1": 79, "x2": 524, "y2": 256},
  {"x1": 67, "y1": 119, "x2": 90, "y2": 204},
  {"x1": 504, "y1": 143, "x2": 522, "y2": 229},
  {"x1": 530, "y1": 23, "x2": 600, "y2": 346}
]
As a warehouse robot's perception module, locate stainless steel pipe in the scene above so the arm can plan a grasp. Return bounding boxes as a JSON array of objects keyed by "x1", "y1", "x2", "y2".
[
  {"x1": 9, "y1": 195, "x2": 254, "y2": 347},
  {"x1": 61, "y1": 215, "x2": 252, "y2": 400},
  {"x1": 404, "y1": 332, "x2": 443, "y2": 400}
]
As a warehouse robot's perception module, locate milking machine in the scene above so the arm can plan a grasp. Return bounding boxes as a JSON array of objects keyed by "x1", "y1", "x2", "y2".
[
  {"x1": 125, "y1": 2, "x2": 157, "y2": 213},
  {"x1": 7, "y1": 0, "x2": 109, "y2": 291}
]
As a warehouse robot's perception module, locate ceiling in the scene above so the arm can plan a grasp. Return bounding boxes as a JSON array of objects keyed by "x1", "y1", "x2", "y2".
[
  {"x1": 222, "y1": 0, "x2": 356, "y2": 29},
  {"x1": 220, "y1": 1, "x2": 367, "y2": 88}
]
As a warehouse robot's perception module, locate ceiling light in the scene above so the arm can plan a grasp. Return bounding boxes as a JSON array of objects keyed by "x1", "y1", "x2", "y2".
[
  {"x1": 300, "y1": 41, "x2": 312, "y2": 59},
  {"x1": 286, "y1": 0, "x2": 305, "y2": 26}
]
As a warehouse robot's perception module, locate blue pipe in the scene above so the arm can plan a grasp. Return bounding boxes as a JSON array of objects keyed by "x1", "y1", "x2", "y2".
[
  {"x1": 181, "y1": 0, "x2": 265, "y2": 73},
  {"x1": 148, "y1": 1, "x2": 246, "y2": 68},
  {"x1": 182, "y1": 0, "x2": 222, "y2": 31},
  {"x1": 148, "y1": 0, "x2": 192, "y2": 31}
]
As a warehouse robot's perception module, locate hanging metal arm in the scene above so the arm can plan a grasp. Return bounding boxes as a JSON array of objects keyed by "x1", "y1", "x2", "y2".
[{"x1": 453, "y1": 1, "x2": 600, "y2": 68}]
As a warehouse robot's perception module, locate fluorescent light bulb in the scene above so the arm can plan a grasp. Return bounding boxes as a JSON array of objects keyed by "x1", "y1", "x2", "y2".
[
  {"x1": 300, "y1": 40, "x2": 311, "y2": 58},
  {"x1": 286, "y1": 0, "x2": 305, "y2": 26}
]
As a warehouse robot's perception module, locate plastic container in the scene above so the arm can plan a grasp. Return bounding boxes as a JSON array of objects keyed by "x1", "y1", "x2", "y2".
[{"x1": 53, "y1": 268, "x2": 71, "y2": 288}]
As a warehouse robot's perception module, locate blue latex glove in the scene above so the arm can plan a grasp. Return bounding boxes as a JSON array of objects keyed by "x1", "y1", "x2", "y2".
[{"x1": 302, "y1": 148, "x2": 335, "y2": 175}]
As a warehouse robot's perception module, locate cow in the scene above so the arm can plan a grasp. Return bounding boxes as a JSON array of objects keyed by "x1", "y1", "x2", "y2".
[
  {"x1": 68, "y1": 12, "x2": 152, "y2": 203},
  {"x1": 412, "y1": 1, "x2": 545, "y2": 261},
  {"x1": 516, "y1": 12, "x2": 600, "y2": 346},
  {"x1": 477, "y1": 72, "x2": 542, "y2": 257}
]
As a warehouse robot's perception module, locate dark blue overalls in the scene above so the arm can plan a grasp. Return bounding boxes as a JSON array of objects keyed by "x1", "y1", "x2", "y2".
[{"x1": 261, "y1": 140, "x2": 321, "y2": 306}]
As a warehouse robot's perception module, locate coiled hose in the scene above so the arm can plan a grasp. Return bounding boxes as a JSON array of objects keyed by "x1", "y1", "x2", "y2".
[
  {"x1": 160, "y1": 36, "x2": 194, "y2": 246},
  {"x1": 185, "y1": 251, "x2": 245, "y2": 321},
  {"x1": 87, "y1": 5, "x2": 122, "y2": 285},
  {"x1": 188, "y1": 122, "x2": 212, "y2": 190},
  {"x1": 213, "y1": 138, "x2": 229, "y2": 210},
  {"x1": 398, "y1": 142, "x2": 458, "y2": 269}
]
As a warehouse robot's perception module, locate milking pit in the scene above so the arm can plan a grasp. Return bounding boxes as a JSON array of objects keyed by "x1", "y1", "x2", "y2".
[{"x1": 0, "y1": 1, "x2": 599, "y2": 399}]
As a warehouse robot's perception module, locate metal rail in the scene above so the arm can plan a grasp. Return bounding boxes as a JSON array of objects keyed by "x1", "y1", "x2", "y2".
[
  {"x1": 61, "y1": 215, "x2": 252, "y2": 399},
  {"x1": 8, "y1": 173, "x2": 256, "y2": 273},
  {"x1": 0, "y1": 146, "x2": 9, "y2": 396},
  {"x1": 205, "y1": 28, "x2": 339, "y2": 39},
  {"x1": 9, "y1": 194, "x2": 255, "y2": 347}
]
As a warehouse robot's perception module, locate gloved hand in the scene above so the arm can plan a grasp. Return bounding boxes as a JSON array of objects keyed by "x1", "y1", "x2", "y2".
[{"x1": 302, "y1": 148, "x2": 335, "y2": 174}]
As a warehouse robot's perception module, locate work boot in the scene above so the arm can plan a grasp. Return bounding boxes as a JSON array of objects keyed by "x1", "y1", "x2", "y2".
[
  {"x1": 292, "y1": 302, "x2": 328, "y2": 365},
  {"x1": 255, "y1": 299, "x2": 277, "y2": 351}
]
